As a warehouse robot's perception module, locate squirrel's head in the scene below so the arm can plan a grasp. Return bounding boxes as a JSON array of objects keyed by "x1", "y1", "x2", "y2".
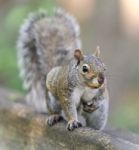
[{"x1": 74, "y1": 46, "x2": 106, "y2": 89}]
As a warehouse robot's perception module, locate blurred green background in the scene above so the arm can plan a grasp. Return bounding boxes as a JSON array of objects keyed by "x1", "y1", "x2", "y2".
[
  {"x1": 0, "y1": 0, "x2": 139, "y2": 134},
  {"x1": 0, "y1": 0, "x2": 56, "y2": 91}
]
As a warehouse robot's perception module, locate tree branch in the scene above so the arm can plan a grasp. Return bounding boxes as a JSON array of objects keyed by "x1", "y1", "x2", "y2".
[{"x1": 0, "y1": 87, "x2": 139, "y2": 150}]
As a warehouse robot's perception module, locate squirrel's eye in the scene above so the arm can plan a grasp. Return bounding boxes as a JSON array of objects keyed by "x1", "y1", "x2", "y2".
[{"x1": 82, "y1": 64, "x2": 90, "y2": 73}]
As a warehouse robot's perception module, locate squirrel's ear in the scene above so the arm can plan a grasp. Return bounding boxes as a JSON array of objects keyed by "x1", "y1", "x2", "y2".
[
  {"x1": 94, "y1": 46, "x2": 100, "y2": 58},
  {"x1": 74, "y1": 49, "x2": 84, "y2": 62}
]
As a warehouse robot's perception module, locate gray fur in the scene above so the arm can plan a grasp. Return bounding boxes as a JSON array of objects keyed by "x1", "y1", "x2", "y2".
[
  {"x1": 46, "y1": 54, "x2": 109, "y2": 130},
  {"x1": 80, "y1": 88, "x2": 109, "y2": 130},
  {"x1": 17, "y1": 8, "x2": 81, "y2": 112},
  {"x1": 17, "y1": 8, "x2": 109, "y2": 130}
]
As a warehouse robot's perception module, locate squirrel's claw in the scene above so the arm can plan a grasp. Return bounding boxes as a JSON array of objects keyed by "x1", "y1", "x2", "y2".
[
  {"x1": 47, "y1": 115, "x2": 63, "y2": 126},
  {"x1": 67, "y1": 120, "x2": 82, "y2": 131}
]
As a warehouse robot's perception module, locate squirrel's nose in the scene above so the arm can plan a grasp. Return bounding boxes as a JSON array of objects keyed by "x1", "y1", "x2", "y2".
[{"x1": 98, "y1": 73, "x2": 104, "y2": 85}]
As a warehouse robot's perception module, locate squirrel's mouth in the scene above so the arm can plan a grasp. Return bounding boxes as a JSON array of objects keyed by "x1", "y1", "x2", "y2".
[
  {"x1": 86, "y1": 77, "x2": 104, "y2": 89},
  {"x1": 86, "y1": 82, "x2": 102, "y2": 89},
  {"x1": 83, "y1": 72, "x2": 105, "y2": 89}
]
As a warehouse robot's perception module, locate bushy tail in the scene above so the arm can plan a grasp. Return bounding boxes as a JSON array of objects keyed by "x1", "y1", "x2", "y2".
[{"x1": 17, "y1": 8, "x2": 81, "y2": 112}]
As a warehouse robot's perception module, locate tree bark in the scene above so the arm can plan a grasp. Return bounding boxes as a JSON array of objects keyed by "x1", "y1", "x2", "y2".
[{"x1": 0, "y1": 87, "x2": 139, "y2": 150}]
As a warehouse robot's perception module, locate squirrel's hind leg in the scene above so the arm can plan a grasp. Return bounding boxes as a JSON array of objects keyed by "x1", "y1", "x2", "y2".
[
  {"x1": 47, "y1": 114, "x2": 63, "y2": 126},
  {"x1": 46, "y1": 92, "x2": 63, "y2": 126}
]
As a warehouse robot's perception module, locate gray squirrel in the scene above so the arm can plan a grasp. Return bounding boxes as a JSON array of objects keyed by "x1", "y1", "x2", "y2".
[{"x1": 17, "y1": 8, "x2": 109, "y2": 131}]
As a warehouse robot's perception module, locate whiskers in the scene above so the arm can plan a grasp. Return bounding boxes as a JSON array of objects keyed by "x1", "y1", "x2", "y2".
[
  {"x1": 105, "y1": 74, "x2": 121, "y2": 80},
  {"x1": 105, "y1": 73, "x2": 130, "y2": 80},
  {"x1": 104, "y1": 73, "x2": 133, "y2": 86}
]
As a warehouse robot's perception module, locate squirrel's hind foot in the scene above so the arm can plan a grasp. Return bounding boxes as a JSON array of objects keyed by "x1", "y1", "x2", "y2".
[{"x1": 47, "y1": 114, "x2": 63, "y2": 126}]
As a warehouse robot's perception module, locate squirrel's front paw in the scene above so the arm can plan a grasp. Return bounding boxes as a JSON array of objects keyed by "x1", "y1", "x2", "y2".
[
  {"x1": 47, "y1": 114, "x2": 63, "y2": 126},
  {"x1": 67, "y1": 119, "x2": 82, "y2": 131}
]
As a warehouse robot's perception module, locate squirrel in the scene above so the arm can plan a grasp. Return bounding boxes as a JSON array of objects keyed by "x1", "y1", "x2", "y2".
[{"x1": 17, "y1": 8, "x2": 109, "y2": 131}]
